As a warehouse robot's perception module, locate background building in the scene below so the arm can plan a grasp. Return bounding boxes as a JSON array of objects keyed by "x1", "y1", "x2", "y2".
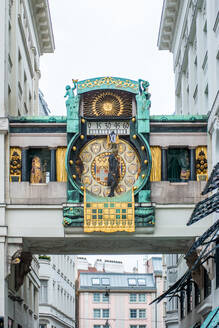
[
  {"x1": 158, "y1": 0, "x2": 219, "y2": 327},
  {"x1": 7, "y1": 255, "x2": 40, "y2": 328},
  {"x1": 76, "y1": 256, "x2": 165, "y2": 328},
  {"x1": 39, "y1": 255, "x2": 76, "y2": 328}
]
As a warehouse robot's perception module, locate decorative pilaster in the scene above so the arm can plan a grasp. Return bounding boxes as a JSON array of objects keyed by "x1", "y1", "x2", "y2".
[
  {"x1": 189, "y1": 147, "x2": 196, "y2": 181},
  {"x1": 161, "y1": 147, "x2": 168, "y2": 181},
  {"x1": 21, "y1": 148, "x2": 29, "y2": 181},
  {"x1": 50, "y1": 148, "x2": 57, "y2": 181}
]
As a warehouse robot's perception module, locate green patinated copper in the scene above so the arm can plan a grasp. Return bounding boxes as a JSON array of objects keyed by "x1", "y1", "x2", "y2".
[
  {"x1": 64, "y1": 83, "x2": 80, "y2": 133},
  {"x1": 77, "y1": 77, "x2": 139, "y2": 94},
  {"x1": 150, "y1": 114, "x2": 208, "y2": 122},
  {"x1": 136, "y1": 79, "x2": 150, "y2": 134},
  {"x1": 9, "y1": 116, "x2": 67, "y2": 123}
]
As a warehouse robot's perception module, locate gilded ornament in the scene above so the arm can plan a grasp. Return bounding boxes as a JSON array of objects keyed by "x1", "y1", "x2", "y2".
[
  {"x1": 80, "y1": 135, "x2": 84, "y2": 140},
  {"x1": 141, "y1": 174, "x2": 145, "y2": 179},
  {"x1": 69, "y1": 160, "x2": 73, "y2": 165},
  {"x1": 141, "y1": 146, "x2": 145, "y2": 151},
  {"x1": 72, "y1": 175, "x2": 76, "y2": 179},
  {"x1": 133, "y1": 186, "x2": 137, "y2": 190},
  {"x1": 73, "y1": 146, "x2": 77, "y2": 151},
  {"x1": 81, "y1": 118, "x2": 85, "y2": 123},
  {"x1": 132, "y1": 135, "x2": 137, "y2": 139},
  {"x1": 80, "y1": 186, "x2": 84, "y2": 190},
  {"x1": 132, "y1": 117, "x2": 136, "y2": 122},
  {"x1": 144, "y1": 160, "x2": 148, "y2": 164}
]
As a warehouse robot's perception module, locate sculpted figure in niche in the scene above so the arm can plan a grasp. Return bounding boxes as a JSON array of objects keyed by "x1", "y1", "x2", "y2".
[
  {"x1": 107, "y1": 152, "x2": 119, "y2": 197},
  {"x1": 30, "y1": 156, "x2": 43, "y2": 183}
]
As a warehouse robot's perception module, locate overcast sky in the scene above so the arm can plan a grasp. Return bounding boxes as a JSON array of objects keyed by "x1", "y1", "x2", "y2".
[
  {"x1": 40, "y1": 0, "x2": 174, "y2": 116},
  {"x1": 40, "y1": 0, "x2": 173, "y2": 269}
]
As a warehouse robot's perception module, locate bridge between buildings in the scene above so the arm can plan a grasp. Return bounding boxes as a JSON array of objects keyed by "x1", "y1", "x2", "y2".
[{"x1": 5, "y1": 114, "x2": 210, "y2": 255}]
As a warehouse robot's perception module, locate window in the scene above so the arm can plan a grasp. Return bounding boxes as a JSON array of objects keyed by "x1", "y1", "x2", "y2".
[
  {"x1": 102, "y1": 309, "x2": 109, "y2": 318},
  {"x1": 139, "y1": 326, "x2": 146, "y2": 328},
  {"x1": 139, "y1": 294, "x2": 146, "y2": 302},
  {"x1": 40, "y1": 280, "x2": 48, "y2": 303},
  {"x1": 187, "y1": 280, "x2": 193, "y2": 313},
  {"x1": 39, "y1": 326, "x2": 46, "y2": 328},
  {"x1": 130, "y1": 326, "x2": 137, "y2": 328},
  {"x1": 128, "y1": 278, "x2": 136, "y2": 286},
  {"x1": 216, "y1": 239, "x2": 219, "y2": 289},
  {"x1": 93, "y1": 309, "x2": 101, "y2": 318},
  {"x1": 138, "y1": 279, "x2": 146, "y2": 286},
  {"x1": 204, "y1": 269, "x2": 211, "y2": 298},
  {"x1": 180, "y1": 291, "x2": 185, "y2": 319},
  {"x1": 102, "y1": 278, "x2": 110, "y2": 285},
  {"x1": 139, "y1": 309, "x2": 146, "y2": 318},
  {"x1": 130, "y1": 309, "x2": 137, "y2": 318},
  {"x1": 102, "y1": 293, "x2": 109, "y2": 303},
  {"x1": 92, "y1": 278, "x2": 100, "y2": 285},
  {"x1": 130, "y1": 293, "x2": 137, "y2": 302},
  {"x1": 94, "y1": 326, "x2": 101, "y2": 328},
  {"x1": 93, "y1": 293, "x2": 100, "y2": 302},
  {"x1": 167, "y1": 148, "x2": 190, "y2": 182},
  {"x1": 194, "y1": 282, "x2": 201, "y2": 307}
]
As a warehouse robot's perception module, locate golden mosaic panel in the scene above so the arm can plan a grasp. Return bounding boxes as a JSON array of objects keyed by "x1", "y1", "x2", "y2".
[{"x1": 84, "y1": 189, "x2": 135, "y2": 233}]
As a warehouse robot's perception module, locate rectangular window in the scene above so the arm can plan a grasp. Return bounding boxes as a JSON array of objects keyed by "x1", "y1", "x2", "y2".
[
  {"x1": 102, "y1": 278, "x2": 110, "y2": 285},
  {"x1": 102, "y1": 293, "x2": 109, "y2": 303},
  {"x1": 93, "y1": 309, "x2": 101, "y2": 318},
  {"x1": 92, "y1": 278, "x2": 100, "y2": 285},
  {"x1": 130, "y1": 293, "x2": 137, "y2": 302},
  {"x1": 130, "y1": 309, "x2": 137, "y2": 318},
  {"x1": 139, "y1": 309, "x2": 146, "y2": 318},
  {"x1": 204, "y1": 269, "x2": 211, "y2": 298},
  {"x1": 94, "y1": 326, "x2": 101, "y2": 328},
  {"x1": 130, "y1": 326, "x2": 137, "y2": 328},
  {"x1": 102, "y1": 309, "x2": 109, "y2": 318},
  {"x1": 180, "y1": 291, "x2": 185, "y2": 319},
  {"x1": 139, "y1": 326, "x2": 146, "y2": 328},
  {"x1": 128, "y1": 278, "x2": 136, "y2": 286},
  {"x1": 39, "y1": 280, "x2": 48, "y2": 303},
  {"x1": 138, "y1": 279, "x2": 146, "y2": 286},
  {"x1": 93, "y1": 293, "x2": 100, "y2": 302},
  {"x1": 139, "y1": 294, "x2": 146, "y2": 302},
  {"x1": 216, "y1": 240, "x2": 219, "y2": 289},
  {"x1": 186, "y1": 280, "x2": 193, "y2": 313},
  {"x1": 194, "y1": 282, "x2": 201, "y2": 306}
]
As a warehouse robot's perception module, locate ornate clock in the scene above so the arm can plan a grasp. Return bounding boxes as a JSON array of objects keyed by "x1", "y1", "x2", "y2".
[{"x1": 64, "y1": 77, "x2": 154, "y2": 232}]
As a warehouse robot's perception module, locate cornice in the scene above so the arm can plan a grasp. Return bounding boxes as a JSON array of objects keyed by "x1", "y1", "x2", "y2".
[
  {"x1": 157, "y1": 0, "x2": 180, "y2": 51},
  {"x1": 30, "y1": 0, "x2": 55, "y2": 54}
]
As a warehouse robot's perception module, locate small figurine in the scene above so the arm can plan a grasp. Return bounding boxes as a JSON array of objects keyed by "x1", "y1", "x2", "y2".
[
  {"x1": 107, "y1": 153, "x2": 119, "y2": 197},
  {"x1": 30, "y1": 156, "x2": 43, "y2": 183}
]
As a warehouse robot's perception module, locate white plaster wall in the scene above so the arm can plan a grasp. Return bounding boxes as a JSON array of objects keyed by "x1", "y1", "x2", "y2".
[{"x1": 39, "y1": 255, "x2": 76, "y2": 328}]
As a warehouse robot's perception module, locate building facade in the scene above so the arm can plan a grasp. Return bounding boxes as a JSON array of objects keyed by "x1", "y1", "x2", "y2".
[
  {"x1": 0, "y1": 0, "x2": 54, "y2": 326},
  {"x1": 77, "y1": 271, "x2": 156, "y2": 328},
  {"x1": 39, "y1": 255, "x2": 76, "y2": 328},
  {"x1": 7, "y1": 255, "x2": 40, "y2": 328},
  {"x1": 158, "y1": 0, "x2": 219, "y2": 327}
]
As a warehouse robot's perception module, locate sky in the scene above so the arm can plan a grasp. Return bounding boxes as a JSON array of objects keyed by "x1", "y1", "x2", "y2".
[
  {"x1": 40, "y1": 0, "x2": 173, "y2": 270},
  {"x1": 40, "y1": 0, "x2": 175, "y2": 116}
]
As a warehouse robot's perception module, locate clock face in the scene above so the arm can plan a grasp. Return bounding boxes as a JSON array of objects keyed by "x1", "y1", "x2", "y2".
[{"x1": 78, "y1": 137, "x2": 140, "y2": 197}]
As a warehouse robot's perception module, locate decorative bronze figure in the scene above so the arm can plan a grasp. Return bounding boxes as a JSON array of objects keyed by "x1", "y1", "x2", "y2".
[{"x1": 107, "y1": 153, "x2": 119, "y2": 197}]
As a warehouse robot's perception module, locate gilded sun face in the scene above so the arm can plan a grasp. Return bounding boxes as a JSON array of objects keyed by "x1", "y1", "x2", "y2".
[{"x1": 102, "y1": 101, "x2": 113, "y2": 113}]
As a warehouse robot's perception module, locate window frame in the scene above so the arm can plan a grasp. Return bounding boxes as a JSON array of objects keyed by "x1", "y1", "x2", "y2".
[
  {"x1": 93, "y1": 309, "x2": 101, "y2": 319},
  {"x1": 93, "y1": 293, "x2": 101, "y2": 303},
  {"x1": 129, "y1": 293, "x2": 137, "y2": 303}
]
